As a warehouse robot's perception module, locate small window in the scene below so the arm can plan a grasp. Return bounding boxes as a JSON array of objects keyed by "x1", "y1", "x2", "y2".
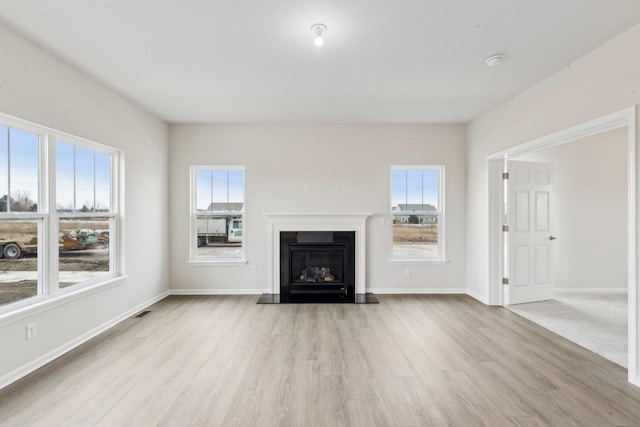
[
  {"x1": 190, "y1": 166, "x2": 245, "y2": 263},
  {"x1": 390, "y1": 166, "x2": 444, "y2": 261}
]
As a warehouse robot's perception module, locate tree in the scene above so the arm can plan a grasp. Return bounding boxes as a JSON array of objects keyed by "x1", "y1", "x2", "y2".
[{"x1": 10, "y1": 191, "x2": 35, "y2": 212}]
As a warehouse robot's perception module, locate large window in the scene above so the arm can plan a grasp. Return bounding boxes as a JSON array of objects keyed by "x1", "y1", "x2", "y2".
[
  {"x1": 390, "y1": 166, "x2": 444, "y2": 261},
  {"x1": 0, "y1": 114, "x2": 121, "y2": 312},
  {"x1": 190, "y1": 166, "x2": 244, "y2": 263}
]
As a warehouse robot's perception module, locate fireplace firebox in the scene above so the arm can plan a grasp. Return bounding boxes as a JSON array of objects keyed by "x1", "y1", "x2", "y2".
[{"x1": 280, "y1": 231, "x2": 355, "y2": 301}]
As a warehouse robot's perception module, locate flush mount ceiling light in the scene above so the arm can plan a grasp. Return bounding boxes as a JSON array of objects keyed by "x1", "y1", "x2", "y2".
[
  {"x1": 311, "y1": 23, "x2": 327, "y2": 47},
  {"x1": 486, "y1": 53, "x2": 504, "y2": 67}
]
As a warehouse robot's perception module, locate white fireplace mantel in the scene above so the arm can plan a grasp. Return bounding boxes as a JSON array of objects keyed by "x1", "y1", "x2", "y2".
[{"x1": 265, "y1": 213, "x2": 372, "y2": 294}]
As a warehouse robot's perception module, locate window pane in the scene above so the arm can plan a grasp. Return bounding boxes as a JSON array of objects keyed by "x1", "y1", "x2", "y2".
[
  {"x1": 75, "y1": 146, "x2": 94, "y2": 211},
  {"x1": 228, "y1": 169, "x2": 244, "y2": 205},
  {"x1": 391, "y1": 167, "x2": 440, "y2": 258},
  {"x1": 406, "y1": 169, "x2": 423, "y2": 206},
  {"x1": 58, "y1": 217, "x2": 111, "y2": 288},
  {"x1": 423, "y1": 169, "x2": 439, "y2": 210},
  {"x1": 0, "y1": 220, "x2": 39, "y2": 306},
  {"x1": 195, "y1": 214, "x2": 243, "y2": 257},
  {"x1": 95, "y1": 152, "x2": 111, "y2": 212},
  {"x1": 9, "y1": 128, "x2": 39, "y2": 212},
  {"x1": 211, "y1": 169, "x2": 228, "y2": 209},
  {"x1": 196, "y1": 169, "x2": 212, "y2": 211},
  {"x1": 193, "y1": 167, "x2": 244, "y2": 259},
  {"x1": 56, "y1": 141, "x2": 75, "y2": 212}
]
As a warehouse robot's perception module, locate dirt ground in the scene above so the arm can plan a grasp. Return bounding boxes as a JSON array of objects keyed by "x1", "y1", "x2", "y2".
[
  {"x1": 393, "y1": 223, "x2": 438, "y2": 243},
  {"x1": 0, "y1": 251, "x2": 109, "y2": 306}
]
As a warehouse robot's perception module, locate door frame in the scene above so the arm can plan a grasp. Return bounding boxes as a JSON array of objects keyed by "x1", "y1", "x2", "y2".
[{"x1": 487, "y1": 106, "x2": 637, "y2": 385}]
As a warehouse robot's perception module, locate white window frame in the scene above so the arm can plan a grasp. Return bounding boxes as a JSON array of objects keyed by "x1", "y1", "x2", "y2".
[
  {"x1": 55, "y1": 136, "x2": 121, "y2": 290},
  {"x1": 388, "y1": 165, "x2": 447, "y2": 265},
  {"x1": 189, "y1": 165, "x2": 246, "y2": 265},
  {"x1": 0, "y1": 112, "x2": 124, "y2": 320}
]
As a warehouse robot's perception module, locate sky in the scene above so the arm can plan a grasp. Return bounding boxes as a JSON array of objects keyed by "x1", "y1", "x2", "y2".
[
  {"x1": 391, "y1": 168, "x2": 439, "y2": 211},
  {"x1": 196, "y1": 168, "x2": 244, "y2": 211},
  {"x1": 0, "y1": 125, "x2": 111, "y2": 212}
]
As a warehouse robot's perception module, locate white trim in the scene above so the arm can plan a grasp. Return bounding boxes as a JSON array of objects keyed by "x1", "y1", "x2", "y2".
[
  {"x1": 265, "y1": 213, "x2": 371, "y2": 294},
  {"x1": 0, "y1": 290, "x2": 169, "y2": 391},
  {"x1": 486, "y1": 105, "x2": 637, "y2": 385},
  {"x1": 369, "y1": 287, "x2": 467, "y2": 294},
  {"x1": 390, "y1": 165, "x2": 445, "y2": 261},
  {"x1": 554, "y1": 288, "x2": 629, "y2": 294},
  {"x1": 169, "y1": 288, "x2": 268, "y2": 295},
  {"x1": 189, "y1": 165, "x2": 245, "y2": 263},
  {"x1": 488, "y1": 108, "x2": 632, "y2": 161},
  {"x1": 387, "y1": 259, "x2": 449, "y2": 266},
  {"x1": 187, "y1": 259, "x2": 248, "y2": 267},
  {"x1": 467, "y1": 288, "x2": 490, "y2": 304}
]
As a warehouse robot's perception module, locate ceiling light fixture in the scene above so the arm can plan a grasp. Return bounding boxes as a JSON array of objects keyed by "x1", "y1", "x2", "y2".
[
  {"x1": 486, "y1": 54, "x2": 504, "y2": 67},
  {"x1": 311, "y1": 23, "x2": 327, "y2": 47}
]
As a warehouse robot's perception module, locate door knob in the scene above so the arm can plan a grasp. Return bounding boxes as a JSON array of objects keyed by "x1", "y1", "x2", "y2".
[{"x1": 549, "y1": 236, "x2": 557, "y2": 241}]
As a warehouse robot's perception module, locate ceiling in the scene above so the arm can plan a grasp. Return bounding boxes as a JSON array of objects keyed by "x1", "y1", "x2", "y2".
[{"x1": 1, "y1": 1, "x2": 640, "y2": 124}]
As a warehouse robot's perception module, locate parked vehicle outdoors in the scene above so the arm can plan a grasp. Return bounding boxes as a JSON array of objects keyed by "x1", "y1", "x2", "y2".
[
  {"x1": 0, "y1": 229, "x2": 109, "y2": 259},
  {"x1": 197, "y1": 216, "x2": 242, "y2": 246}
]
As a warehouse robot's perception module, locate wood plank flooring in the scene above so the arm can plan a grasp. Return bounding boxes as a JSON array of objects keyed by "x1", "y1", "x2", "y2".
[{"x1": 1, "y1": 295, "x2": 640, "y2": 426}]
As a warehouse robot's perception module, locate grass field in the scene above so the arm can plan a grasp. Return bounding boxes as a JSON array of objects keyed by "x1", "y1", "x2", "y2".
[{"x1": 393, "y1": 223, "x2": 438, "y2": 243}]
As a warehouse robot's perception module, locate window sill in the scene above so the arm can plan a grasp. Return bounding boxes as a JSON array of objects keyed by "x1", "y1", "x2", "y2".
[
  {"x1": 188, "y1": 259, "x2": 248, "y2": 267},
  {"x1": 0, "y1": 275, "x2": 128, "y2": 327},
  {"x1": 387, "y1": 258, "x2": 449, "y2": 266}
]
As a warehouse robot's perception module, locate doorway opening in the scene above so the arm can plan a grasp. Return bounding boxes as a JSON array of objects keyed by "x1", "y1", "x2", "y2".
[{"x1": 487, "y1": 106, "x2": 637, "y2": 383}]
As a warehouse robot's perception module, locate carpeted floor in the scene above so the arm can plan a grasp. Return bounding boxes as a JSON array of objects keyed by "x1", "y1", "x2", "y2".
[{"x1": 507, "y1": 292, "x2": 627, "y2": 368}]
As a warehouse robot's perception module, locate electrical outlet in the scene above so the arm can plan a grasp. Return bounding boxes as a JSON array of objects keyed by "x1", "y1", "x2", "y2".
[
  {"x1": 26, "y1": 323, "x2": 37, "y2": 341},
  {"x1": 304, "y1": 185, "x2": 310, "y2": 194},
  {"x1": 251, "y1": 265, "x2": 257, "y2": 273},
  {"x1": 404, "y1": 269, "x2": 411, "y2": 278},
  {"x1": 330, "y1": 186, "x2": 338, "y2": 192}
]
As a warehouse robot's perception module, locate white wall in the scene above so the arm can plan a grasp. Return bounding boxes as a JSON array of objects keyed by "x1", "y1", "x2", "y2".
[
  {"x1": 517, "y1": 128, "x2": 627, "y2": 290},
  {"x1": 169, "y1": 124, "x2": 467, "y2": 294},
  {"x1": 0, "y1": 23, "x2": 169, "y2": 384}
]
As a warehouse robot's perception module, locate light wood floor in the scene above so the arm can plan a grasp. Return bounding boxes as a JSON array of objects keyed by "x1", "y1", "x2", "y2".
[{"x1": 1, "y1": 295, "x2": 640, "y2": 426}]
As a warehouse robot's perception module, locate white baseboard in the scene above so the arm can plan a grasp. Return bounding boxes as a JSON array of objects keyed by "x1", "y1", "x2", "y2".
[
  {"x1": 170, "y1": 288, "x2": 269, "y2": 295},
  {"x1": 555, "y1": 288, "x2": 628, "y2": 294},
  {"x1": 367, "y1": 288, "x2": 467, "y2": 295},
  {"x1": 0, "y1": 290, "x2": 170, "y2": 391},
  {"x1": 466, "y1": 289, "x2": 490, "y2": 304}
]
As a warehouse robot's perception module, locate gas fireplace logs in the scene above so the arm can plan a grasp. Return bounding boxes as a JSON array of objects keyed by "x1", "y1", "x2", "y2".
[{"x1": 299, "y1": 266, "x2": 335, "y2": 282}]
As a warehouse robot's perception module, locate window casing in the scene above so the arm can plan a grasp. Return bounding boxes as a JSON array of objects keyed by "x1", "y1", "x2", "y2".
[
  {"x1": 190, "y1": 166, "x2": 245, "y2": 264},
  {"x1": 390, "y1": 165, "x2": 445, "y2": 263},
  {"x1": 0, "y1": 113, "x2": 122, "y2": 314}
]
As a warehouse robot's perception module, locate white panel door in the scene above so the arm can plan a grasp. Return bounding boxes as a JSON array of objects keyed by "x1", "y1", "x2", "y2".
[{"x1": 507, "y1": 161, "x2": 554, "y2": 305}]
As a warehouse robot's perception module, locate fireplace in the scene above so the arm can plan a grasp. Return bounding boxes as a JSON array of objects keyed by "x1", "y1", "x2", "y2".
[
  {"x1": 280, "y1": 231, "x2": 355, "y2": 298},
  {"x1": 260, "y1": 213, "x2": 376, "y2": 303}
]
